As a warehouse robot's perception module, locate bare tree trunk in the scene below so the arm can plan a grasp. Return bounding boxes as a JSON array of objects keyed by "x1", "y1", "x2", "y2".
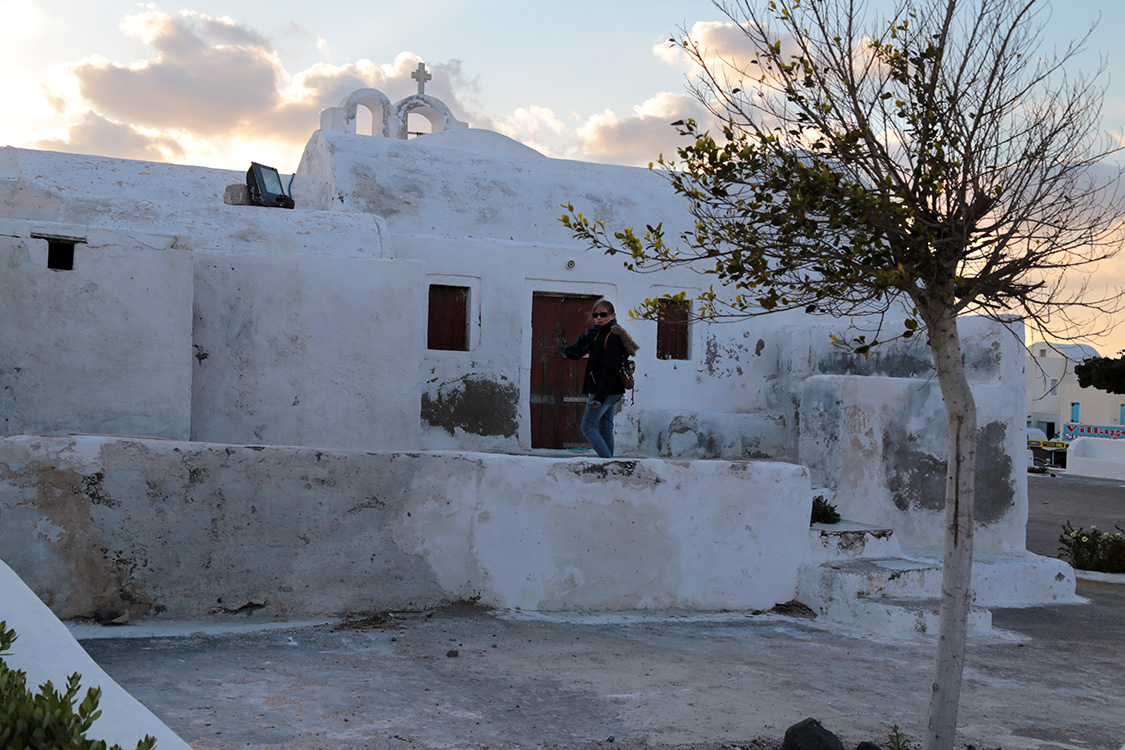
[{"x1": 923, "y1": 309, "x2": 978, "y2": 750}]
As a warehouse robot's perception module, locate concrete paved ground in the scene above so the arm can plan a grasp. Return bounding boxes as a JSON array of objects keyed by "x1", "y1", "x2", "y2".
[{"x1": 75, "y1": 473, "x2": 1125, "y2": 750}]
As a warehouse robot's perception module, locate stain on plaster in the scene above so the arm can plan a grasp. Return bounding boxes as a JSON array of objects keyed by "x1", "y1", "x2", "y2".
[
  {"x1": 961, "y1": 338, "x2": 1004, "y2": 380},
  {"x1": 349, "y1": 163, "x2": 423, "y2": 216},
  {"x1": 972, "y1": 421, "x2": 1015, "y2": 523},
  {"x1": 818, "y1": 345, "x2": 932, "y2": 378},
  {"x1": 704, "y1": 336, "x2": 721, "y2": 376},
  {"x1": 558, "y1": 460, "x2": 665, "y2": 487},
  {"x1": 421, "y1": 375, "x2": 517, "y2": 437},
  {"x1": 81, "y1": 471, "x2": 119, "y2": 507},
  {"x1": 883, "y1": 420, "x2": 1014, "y2": 523},
  {"x1": 0, "y1": 459, "x2": 152, "y2": 618}
]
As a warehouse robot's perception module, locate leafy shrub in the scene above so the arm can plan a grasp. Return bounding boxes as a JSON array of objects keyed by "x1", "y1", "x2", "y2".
[
  {"x1": 0, "y1": 621, "x2": 157, "y2": 750},
  {"x1": 1058, "y1": 522, "x2": 1125, "y2": 574},
  {"x1": 810, "y1": 495, "x2": 841, "y2": 524}
]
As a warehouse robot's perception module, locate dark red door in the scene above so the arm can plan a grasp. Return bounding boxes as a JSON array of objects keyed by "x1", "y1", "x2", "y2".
[{"x1": 531, "y1": 294, "x2": 599, "y2": 448}]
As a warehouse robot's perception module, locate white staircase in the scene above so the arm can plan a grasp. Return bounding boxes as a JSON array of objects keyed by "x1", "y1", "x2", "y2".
[{"x1": 798, "y1": 521, "x2": 994, "y2": 635}]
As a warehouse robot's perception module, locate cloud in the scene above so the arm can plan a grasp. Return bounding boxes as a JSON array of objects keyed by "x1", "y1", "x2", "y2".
[
  {"x1": 33, "y1": 111, "x2": 187, "y2": 161},
  {"x1": 658, "y1": 20, "x2": 762, "y2": 71},
  {"x1": 64, "y1": 8, "x2": 281, "y2": 137},
  {"x1": 30, "y1": 6, "x2": 703, "y2": 170},
  {"x1": 576, "y1": 92, "x2": 708, "y2": 166},
  {"x1": 493, "y1": 106, "x2": 569, "y2": 156},
  {"x1": 38, "y1": 8, "x2": 483, "y2": 167},
  {"x1": 0, "y1": 0, "x2": 44, "y2": 44}
]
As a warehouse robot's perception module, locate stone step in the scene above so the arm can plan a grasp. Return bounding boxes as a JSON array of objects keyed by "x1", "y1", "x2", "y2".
[
  {"x1": 797, "y1": 557, "x2": 993, "y2": 635},
  {"x1": 808, "y1": 520, "x2": 903, "y2": 562},
  {"x1": 795, "y1": 552, "x2": 1079, "y2": 635},
  {"x1": 801, "y1": 557, "x2": 945, "y2": 605},
  {"x1": 831, "y1": 597, "x2": 993, "y2": 636}
]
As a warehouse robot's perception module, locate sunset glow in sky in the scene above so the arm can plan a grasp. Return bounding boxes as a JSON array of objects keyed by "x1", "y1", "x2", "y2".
[{"x1": 4, "y1": 0, "x2": 1125, "y2": 353}]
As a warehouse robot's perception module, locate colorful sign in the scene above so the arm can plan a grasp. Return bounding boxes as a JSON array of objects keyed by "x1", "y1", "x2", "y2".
[
  {"x1": 1028, "y1": 440, "x2": 1069, "y2": 450},
  {"x1": 1061, "y1": 423, "x2": 1125, "y2": 441}
]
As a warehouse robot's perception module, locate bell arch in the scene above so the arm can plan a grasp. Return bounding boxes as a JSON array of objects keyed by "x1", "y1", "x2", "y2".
[
  {"x1": 338, "y1": 89, "x2": 394, "y2": 138},
  {"x1": 392, "y1": 94, "x2": 468, "y2": 140}
]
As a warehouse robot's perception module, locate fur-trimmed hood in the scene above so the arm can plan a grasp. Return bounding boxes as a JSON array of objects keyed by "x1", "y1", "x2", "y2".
[{"x1": 610, "y1": 325, "x2": 640, "y2": 356}]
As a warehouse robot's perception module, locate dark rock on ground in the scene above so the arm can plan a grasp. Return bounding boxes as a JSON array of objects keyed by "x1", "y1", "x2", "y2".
[{"x1": 782, "y1": 718, "x2": 845, "y2": 750}]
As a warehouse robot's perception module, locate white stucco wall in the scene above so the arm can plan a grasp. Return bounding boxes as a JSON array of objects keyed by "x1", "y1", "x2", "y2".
[
  {"x1": 396, "y1": 234, "x2": 796, "y2": 455},
  {"x1": 0, "y1": 220, "x2": 192, "y2": 439},
  {"x1": 0, "y1": 436, "x2": 813, "y2": 617},
  {"x1": 796, "y1": 318, "x2": 1028, "y2": 554},
  {"x1": 190, "y1": 252, "x2": 425, "y2": 451}
]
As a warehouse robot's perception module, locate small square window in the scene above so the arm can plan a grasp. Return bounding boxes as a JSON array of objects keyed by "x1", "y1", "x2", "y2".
[
  {"x1": 427, "y1": 284, "x2": 469, "y2": 351},
  {"x1": 657, "y1": 298, "x2": 690, "y2": 360},
  {"x1": 47, "y1": 240, "x2": 75, "y2": 271}
]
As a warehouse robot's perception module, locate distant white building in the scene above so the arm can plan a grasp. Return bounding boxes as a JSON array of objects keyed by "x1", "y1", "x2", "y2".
[{"x1": 1026, "y1": 341, "x2": 1124, "y2": 439}]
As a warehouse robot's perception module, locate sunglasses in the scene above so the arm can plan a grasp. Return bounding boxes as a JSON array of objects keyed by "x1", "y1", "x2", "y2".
[{"x1": 592, "y1": 311, "x2": 611, "y2": 318}]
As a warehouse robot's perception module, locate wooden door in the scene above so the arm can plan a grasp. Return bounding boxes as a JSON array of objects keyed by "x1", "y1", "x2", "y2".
[{"x1": 531, "y1": 294, "x2": 599, "y2": 448}]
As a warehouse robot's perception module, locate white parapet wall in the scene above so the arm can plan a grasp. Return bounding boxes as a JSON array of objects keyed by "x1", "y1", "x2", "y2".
[
  {"x1": 1063, "y1": 436, "x2": 1125, "y2": 480},
  {"x1": 0, "y1": 436, "x2": 813, "y2": 617}
]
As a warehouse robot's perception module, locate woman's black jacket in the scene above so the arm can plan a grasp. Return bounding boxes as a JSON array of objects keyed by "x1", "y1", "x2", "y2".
[{"x1": 563, "y1": 323, "x2": 626, "y2": 403}]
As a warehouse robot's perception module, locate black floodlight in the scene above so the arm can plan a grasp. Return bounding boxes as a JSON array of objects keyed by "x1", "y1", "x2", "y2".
[{"x1": 247, "y1": 162, "x2": 295, "y2": 209}]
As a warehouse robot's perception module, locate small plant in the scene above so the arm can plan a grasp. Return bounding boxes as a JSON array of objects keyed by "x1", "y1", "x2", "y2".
[
  {"x1": 0, "y1": 621, "x2": 157, "y2": 750},
  {"x1": 887, "y1": 725, "x2": 911, "y2": 750},
  {"x1": 1058, "y1": 522, "x2": 1125, "y2": 574},
  {"x1": 810, "y1": 495, "x2": 842, "y2": 525}
]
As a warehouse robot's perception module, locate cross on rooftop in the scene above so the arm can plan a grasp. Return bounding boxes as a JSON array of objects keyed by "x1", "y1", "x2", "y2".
[{"x1": 412, "y1": 62, "x2": 432, "y2": 95}]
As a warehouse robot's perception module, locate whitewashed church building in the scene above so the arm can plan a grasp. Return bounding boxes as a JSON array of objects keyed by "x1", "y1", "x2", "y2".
[{"x1": 0, "y1": 71, "x2": 1074, "y2": 628}]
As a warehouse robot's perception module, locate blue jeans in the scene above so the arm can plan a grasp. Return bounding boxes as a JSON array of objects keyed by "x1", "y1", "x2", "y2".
[{"x1": 581, "y1": 393, "x2": 623, "y2": 458}]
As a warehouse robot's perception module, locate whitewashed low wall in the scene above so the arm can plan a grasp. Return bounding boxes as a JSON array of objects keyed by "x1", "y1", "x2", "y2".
[
  {"x1": 0, "y1": 436, "x2": 812, "y2": 618},
  {"x1": 1064, "y1": 436, "x2": 1125, "y2": 480}
]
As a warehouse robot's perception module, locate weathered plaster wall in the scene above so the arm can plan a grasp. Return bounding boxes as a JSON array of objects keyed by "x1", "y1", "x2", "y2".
[
  {"x1": 396, "y1": 232, "x2": 791, "y2": 454},
  {"x1": 795, "y1": 318, "x2": 1027, "y2": 553},
  {"x1": 0, "y1": 220, "x2": 192, "y2": 439},
  {"x1": 0, "y1": 145, "x2": 238, "y2": 206},
  {"x1": 0, "y1": 436, "x2": 812, "y2": 618},
  {"x1": 297, "y1": 128, "x2": 670, "y2": 244},
  {"x1": 191, "y1": 252, "x2": 424, "y2": 451},
  {"x1": 638, "y1": 410, "x2": 787, "y2": 460}
]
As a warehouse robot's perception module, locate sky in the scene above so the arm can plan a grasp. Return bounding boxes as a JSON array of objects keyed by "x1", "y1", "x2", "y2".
[{"x1": 4, "y1": 0, "x2": 1125, "y2": 353}]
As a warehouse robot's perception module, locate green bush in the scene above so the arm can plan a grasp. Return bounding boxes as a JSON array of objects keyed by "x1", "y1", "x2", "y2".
[
  {"x1": 1058, "y1": 522, "x2": 1125, "y2": 574},
  {"x1": 810, "y1": 495, "x2": 842, "y2": 525},
  {"x1": 0, "y1": 621, "x2": 157, "y2": 750}
]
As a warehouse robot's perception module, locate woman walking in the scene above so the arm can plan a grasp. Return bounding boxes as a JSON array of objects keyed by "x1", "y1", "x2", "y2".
[{"x1": 562, "y1": 299, "x2": 639, "y2": 457}]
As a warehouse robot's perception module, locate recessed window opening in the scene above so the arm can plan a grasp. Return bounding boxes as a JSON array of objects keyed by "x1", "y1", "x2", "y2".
[
  {"x1": 31, "y1": 232, "x2": 86, "y2": 271},
  {"x1": 656, "y1": 298, "x2": 691, "y2": 360},
  {"x1": 428, "y1": 284, "x2": 469, "y2": 351},
  {"x1": 47, "y1": 240, "x2": 75, "y2": 271}
]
